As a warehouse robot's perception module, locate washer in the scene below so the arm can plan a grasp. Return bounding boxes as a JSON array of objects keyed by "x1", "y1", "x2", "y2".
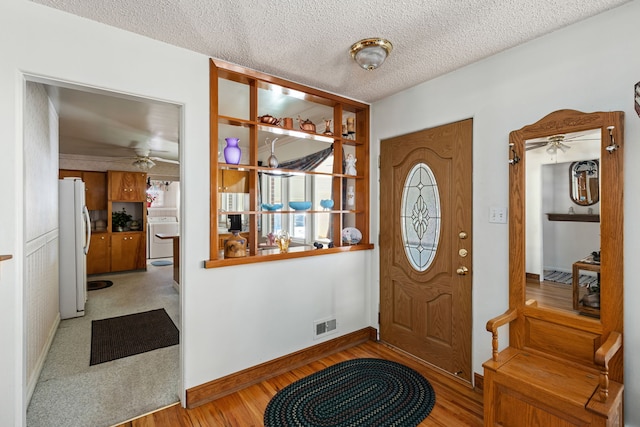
[{"x1": 147, "y1": 216, "x2": 179, "y2": 259}]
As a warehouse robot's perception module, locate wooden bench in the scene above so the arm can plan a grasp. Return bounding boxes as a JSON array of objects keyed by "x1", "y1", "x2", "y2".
[{"x1": 483, "y1": 308, "x2": 623, "y2": 426}]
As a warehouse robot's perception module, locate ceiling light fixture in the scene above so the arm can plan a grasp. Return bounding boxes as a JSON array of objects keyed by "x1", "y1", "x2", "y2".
[
  {"x1": 133, "y1": 157, "x2": 156, "y2": 171},
  {"x1": 350, "y1": 38, "x2": 393, "y2": 71}
]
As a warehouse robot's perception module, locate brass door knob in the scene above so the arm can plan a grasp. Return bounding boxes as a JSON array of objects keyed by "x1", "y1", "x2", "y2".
[
  {"x1": 456, "y1": 266, "x2": 469, "y2": 275},
  {"x1": 459, "y1": 231, "x2": 468, "y2": 239}
]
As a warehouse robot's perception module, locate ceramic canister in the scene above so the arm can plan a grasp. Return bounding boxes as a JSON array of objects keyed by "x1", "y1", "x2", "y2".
[{"x1": 224, "y1": 232, "x2": 247, "y2": 258}]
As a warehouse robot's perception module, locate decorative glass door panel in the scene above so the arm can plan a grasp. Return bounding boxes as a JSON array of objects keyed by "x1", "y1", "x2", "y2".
[{"x1": 401, "y1": 163, "x2": 441, "y2": 272}]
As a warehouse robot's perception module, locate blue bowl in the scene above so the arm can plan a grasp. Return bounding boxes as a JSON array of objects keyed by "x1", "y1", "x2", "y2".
[
  {"x1": 288, "y1": 201, "x2": 312, "y2": 211},
  {"x1": 262, "y1": 203, "x2": 282, "y2": 211},
  {"x1": 320, "y1": 199, "x2": 334, "y2": 209}
]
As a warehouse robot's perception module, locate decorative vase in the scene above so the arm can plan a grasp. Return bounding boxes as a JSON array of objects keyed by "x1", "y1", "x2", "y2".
[
  {"x1": 224, "y1": 231, "x2": 247, "y2": 258},
  {"x1": 323, "y1": 119, "x2": 333, "y2": 135},
  {"x1": 275, "y1": 230, "x2": 291, "y2": 253},
  {"x1": 224, "y1": 137, "x2": 241, "y2": 164},
  {"x1": 266, "y1": 137, "x2": 279, "y2": 168},
  {"x1": 346, "y1": 117, "x2": 355, "y2": 134},
  {"x1": 346, "y1": 185, "x2": 355, "y2": 207}
]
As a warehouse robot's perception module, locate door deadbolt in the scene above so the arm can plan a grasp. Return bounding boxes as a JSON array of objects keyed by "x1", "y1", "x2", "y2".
[
  {"x1": 459, "y1": 231, "x2": 468, "y2": 239},
  {"x1": 459, "y1": 248, "x2": 468, "y2": 257},
  {"x1": 456, "y1": 266, "x2": 469, "y2": 275}
]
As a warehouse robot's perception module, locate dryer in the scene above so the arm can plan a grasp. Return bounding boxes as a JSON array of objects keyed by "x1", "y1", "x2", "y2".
[{"x1": 147, "y1": 215, "x2": 179, "y2": 259}]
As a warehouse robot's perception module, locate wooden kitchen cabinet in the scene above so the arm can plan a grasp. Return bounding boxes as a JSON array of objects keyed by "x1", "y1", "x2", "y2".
[
  {"x1": 87, "y1": 232, "x2": 110, "y2": 275},
  {"x1": 83, "y1": 171, "x2": 107, "y2": 210},
  {"x1": 218, "y1": 169, "x2": 249, "y2": 193},
  {"x1": 109, "y1": 171, "x2": 147, "y2": 201},
  {"x1": 60, "y1": 168, "x2": 147, "y2": 273},
  {"x1": 108, "y1": 170, "x2": 147, "y2": 271},
  {"x1": 110, "y1": 232, "x2": 146, "y2": 272},
  {"x1": 59, "y1": 169, "x2": 82, "y2": 179},
  {"x1": 59, "y1": 169, "x2": 107, "y2": 210}
]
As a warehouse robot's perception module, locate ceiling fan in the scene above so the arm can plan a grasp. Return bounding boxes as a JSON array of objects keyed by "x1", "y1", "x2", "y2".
[
  {"x1": 130, "y1": 148, "x2": 179, "y2": 171},
  {"x1": 525, "y1": 130, "x2": 600, "y2": 154},
  {"x1": 525, "y1": 134, "x2": 572, "y2": 154}
]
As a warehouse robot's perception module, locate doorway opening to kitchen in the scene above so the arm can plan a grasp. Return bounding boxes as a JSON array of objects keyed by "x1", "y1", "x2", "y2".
[{"x1": 23, "y1": 75, "x2": 183, "y2": 426}]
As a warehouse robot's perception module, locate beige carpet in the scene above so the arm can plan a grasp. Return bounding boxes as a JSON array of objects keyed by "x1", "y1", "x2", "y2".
[{"x1": 26, "y1": 260, "x2": 180, "y2": 427}]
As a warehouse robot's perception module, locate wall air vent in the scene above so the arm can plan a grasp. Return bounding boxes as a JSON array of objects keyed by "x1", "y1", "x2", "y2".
[{"x1": 314, "y1": 318, "x2": 337, "y2": 339}]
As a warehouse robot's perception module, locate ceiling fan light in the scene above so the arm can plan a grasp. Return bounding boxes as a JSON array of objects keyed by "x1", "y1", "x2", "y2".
[
  {"x1": 350, "y1": 38, "x2": 393, "y2": 71},
  {"x1": 133, "y1": 157, "x2": 155, "y2": 171}
]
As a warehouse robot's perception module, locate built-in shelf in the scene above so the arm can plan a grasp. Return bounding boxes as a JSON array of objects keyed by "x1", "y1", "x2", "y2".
[
  {"x1": 546, "y1": 213, "x2": 600, "y2": 222},
  {"x1": 209, "y1": 59, "x2": 371, "y2": 267}
]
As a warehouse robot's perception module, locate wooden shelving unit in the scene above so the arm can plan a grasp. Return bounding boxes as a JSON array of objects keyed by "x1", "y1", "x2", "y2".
[{"x1": 206, "y1": 59, "x2": 372, "y2": 267}]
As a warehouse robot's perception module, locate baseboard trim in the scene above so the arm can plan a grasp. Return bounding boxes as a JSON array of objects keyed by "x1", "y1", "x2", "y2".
[
  {"x1": 474, "y1": 372, "x2": 484, "y2": 393},
  {"x1": 377, "y1": 341, "x2": 484, "y2": 409},
  {"x1": 26, "y1": 313, "x2": 60, "y2": 405},
  {"x1": 186, "y1": 327, "x2": 375, "y2": 408}
]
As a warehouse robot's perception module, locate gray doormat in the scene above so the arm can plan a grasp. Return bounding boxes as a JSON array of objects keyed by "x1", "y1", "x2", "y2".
[{"x1": 90, "y1": 308, "x2": 179, "y2": 365}]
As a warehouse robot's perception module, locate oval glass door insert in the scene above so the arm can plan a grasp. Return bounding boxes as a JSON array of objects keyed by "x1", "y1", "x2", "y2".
[{"x1": 401, "y1": 163, "x2": 441, "y2": 271}]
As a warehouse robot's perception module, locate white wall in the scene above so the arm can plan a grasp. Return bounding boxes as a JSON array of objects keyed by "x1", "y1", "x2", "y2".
[
  {"x1": 542, "y1": 162, "x2": 600, "y2": 272},
  {"x1": 371, "y1": 2, "x2": 640, "y2": 425},
  {"x1": 2, "y1": 0, "x2": 639, "y2": 426},
  {"x1": 23, "y1": 82, "x2": 60, "y2": 403},
  {"x1": 0, "y1": 1, "x2": 371, "y2": 425},
  {"x1": 0, "y1": 1, "x2": 209, "y2": 424}
]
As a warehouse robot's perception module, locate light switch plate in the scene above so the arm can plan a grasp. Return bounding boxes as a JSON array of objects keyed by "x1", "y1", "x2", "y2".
[{"x1": 489, "y1": 206, "x2": 507, "y2": 224}]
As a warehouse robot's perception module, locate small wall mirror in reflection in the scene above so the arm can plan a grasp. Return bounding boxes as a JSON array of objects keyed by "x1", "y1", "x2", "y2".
[{"x1": 570, "y1": 160, "x2": 599, "y2": 206}]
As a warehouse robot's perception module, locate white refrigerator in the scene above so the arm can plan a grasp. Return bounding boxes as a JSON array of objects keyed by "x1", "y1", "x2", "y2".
[{"x1": 59, "y1": 178, "x2": 91, "y2": 319}]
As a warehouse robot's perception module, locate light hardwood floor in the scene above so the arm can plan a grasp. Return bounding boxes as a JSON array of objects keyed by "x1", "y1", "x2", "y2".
[
  {"x1": 526, "y1": 277, "x2": 592, "y2": 313},
  {"x1": 116, "y1": 340, "x2": 484, "y2": 426}
]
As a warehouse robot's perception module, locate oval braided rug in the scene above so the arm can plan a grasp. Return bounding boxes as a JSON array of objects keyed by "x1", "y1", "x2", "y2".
[{"x1": 264, "y1": 358, "x2": 436, "y2": 426}]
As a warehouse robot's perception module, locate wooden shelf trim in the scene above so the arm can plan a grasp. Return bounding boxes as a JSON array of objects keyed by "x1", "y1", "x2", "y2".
[
  {"x1": 546, "y1": 213, "x2": 600, "y2": 222},
  {"x1": 219, "y1": 163, "x2": 365, "y2": 179},
  {"x1": 219, "y1": 116, "x2": 366, "y2": 146},
  {"x1": 0, "y1": 255, "x2": 13, "y2": 262},
  {"x1": 204, "y1": 243, "x2": 374, "y2": 268},
  {"x1": 219, "y1": 209, "x2": 364, "y2": 215},
  {"x1": 214, "y1": 60, "x2": 369, "y2": 111}
]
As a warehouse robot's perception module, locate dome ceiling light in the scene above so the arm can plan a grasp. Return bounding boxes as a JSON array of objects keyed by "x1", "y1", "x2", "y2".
[{"x1": 350, "y1": 38, "x2": 393, "y2": 71}]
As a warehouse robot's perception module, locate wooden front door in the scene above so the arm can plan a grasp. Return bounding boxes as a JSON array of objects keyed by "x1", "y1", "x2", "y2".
[{"x1": 380, "y1": 119, "x2": 473, "y2": 381}]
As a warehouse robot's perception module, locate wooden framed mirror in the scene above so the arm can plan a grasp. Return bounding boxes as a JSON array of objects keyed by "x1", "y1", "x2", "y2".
[
  {"x1": 483, "y1": 110, "x2": 624, "y2": 427},
  {"x1": 513, "y1": 110, "x2": 623, "y2": 325}
]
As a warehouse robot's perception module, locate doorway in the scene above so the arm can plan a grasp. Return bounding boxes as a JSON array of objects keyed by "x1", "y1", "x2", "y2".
[
  {"x1": 379, "y1": 119, "x2": 473, "y2": 382},
  {"x1": 23, "y1": 76, "x2": 182, "y2": 425}
]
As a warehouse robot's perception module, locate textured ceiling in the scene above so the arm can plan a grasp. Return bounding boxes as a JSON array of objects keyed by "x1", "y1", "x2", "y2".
[
  {"x1": 30, "y1": 0, "x2": 630, "y2": 103},
  {"x1": 31, "y1": 0, "x2": 630, "y2": 179}
]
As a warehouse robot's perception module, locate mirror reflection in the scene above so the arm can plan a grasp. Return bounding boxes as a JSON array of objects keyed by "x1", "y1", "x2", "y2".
[
  {"x1": 525, "y1": 129, "x2": 601, "y2": 317},
  {"x1": 570, "y1": 160, "x2": 599, "y2": 206}
]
